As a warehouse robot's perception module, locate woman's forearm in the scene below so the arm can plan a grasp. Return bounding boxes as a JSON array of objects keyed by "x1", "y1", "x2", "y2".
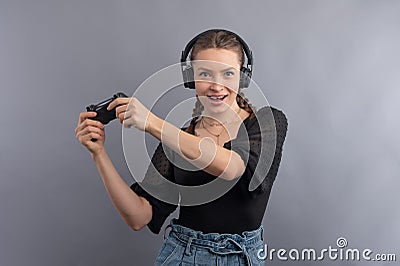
[
  {"x1": 146, "y1": 116, "x2": 245, "y2": 180},
  {"x1": 91, "y1": 149, "x2": 152, "y2": 230}
]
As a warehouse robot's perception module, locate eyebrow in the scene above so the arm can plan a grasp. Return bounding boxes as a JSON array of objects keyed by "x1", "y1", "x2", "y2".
[{"x1": 196, "y1": 67, "x2": 237, "y2": 72}]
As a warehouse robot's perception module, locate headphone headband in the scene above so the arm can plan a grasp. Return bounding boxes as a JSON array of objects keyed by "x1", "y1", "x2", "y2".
[{"x1": 180, "y1": 29, "x2": 253, "y2": 67}]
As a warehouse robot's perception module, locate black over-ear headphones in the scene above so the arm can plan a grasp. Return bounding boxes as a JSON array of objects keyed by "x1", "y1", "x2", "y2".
[{"x1": 181, "y1": 29, "x2": 253, "y2": 89}]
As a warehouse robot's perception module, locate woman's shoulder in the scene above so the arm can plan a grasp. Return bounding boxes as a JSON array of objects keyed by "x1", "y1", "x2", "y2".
[
  {"x1": 255, "y1": 105, "x2": 287, "y2": 118},
  {"x1": 245, "y1": 106, "x2": 288, "y2": 128}
]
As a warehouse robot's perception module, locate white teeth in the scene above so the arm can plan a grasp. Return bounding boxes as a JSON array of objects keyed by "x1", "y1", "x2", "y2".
[{"x1": 209, "y1": 95, "x2": 226, "y2": 100}]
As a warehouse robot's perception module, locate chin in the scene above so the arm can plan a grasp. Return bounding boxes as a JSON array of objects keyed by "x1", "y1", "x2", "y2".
[{"x1": 204, "y1": 102, "x2": 235, "y2": 115}]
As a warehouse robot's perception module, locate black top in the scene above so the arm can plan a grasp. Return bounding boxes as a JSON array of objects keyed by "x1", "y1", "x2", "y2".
[{"x1": 130, "y1": 106, "x2": 288, "y2": 235}]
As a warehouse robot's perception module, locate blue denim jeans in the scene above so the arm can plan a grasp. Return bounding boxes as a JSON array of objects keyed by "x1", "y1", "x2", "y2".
[{"x1": 154, "y1": 218, "x2": 266, "y2": 266}]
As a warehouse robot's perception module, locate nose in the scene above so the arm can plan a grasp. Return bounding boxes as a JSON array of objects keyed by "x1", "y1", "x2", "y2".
[{"x1": 209, "y1": 79, "x2": 225, "y2": 91}]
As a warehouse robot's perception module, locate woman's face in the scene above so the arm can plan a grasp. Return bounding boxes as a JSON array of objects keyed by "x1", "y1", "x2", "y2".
[{"x1": 192, "y1": 48, "x2": 242, "y2": 114}]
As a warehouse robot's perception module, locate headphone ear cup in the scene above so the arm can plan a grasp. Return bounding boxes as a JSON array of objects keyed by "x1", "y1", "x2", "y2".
[
  {"x1": 183, "y1": 65, "x2": 195, "y2": 89},
  {"x1": 239, "y1": 67, "x2": 252, "y2": 88}
]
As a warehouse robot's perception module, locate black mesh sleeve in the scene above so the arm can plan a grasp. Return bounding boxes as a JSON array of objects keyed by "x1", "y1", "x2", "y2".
[
  {"x1": 130, "y1": 142, "x2": 179, "y2": 234},
  {"x1": 229, "y1": 106, "x2": 288, "y2": 198}
]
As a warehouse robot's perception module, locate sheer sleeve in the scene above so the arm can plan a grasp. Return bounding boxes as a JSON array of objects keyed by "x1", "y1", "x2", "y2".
[
  {"x1": 130, "y1": 142, "x2": 179, "y2": 234},
  {"x1": 228, "y1": 106, "x2": 288, "y2": 198}
]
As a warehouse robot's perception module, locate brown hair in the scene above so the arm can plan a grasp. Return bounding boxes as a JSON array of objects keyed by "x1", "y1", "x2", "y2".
[{"x1": 185, "y1": 30, "x2": 256, "y2": 133}]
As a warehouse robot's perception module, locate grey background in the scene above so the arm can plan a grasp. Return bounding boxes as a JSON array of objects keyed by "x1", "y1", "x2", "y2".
[{"x1": 1, "y1": 0, "x2": 399, "y2": 265}]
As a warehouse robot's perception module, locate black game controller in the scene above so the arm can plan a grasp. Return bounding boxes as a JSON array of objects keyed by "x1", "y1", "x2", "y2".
[{"x1": 86, "y1": 92, "x2": 128, "y2": 125}]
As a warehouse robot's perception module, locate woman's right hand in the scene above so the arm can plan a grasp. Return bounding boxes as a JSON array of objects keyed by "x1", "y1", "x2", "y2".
[{"x1": 75, "y1": 112, "x2": 105, "y2": 156}]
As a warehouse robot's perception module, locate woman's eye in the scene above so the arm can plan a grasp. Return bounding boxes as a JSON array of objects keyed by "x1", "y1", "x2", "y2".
[
  {"x1": 199, "y1": 72, "x2": 211, "y2": 77},
  {"x1": 225, "y1": 71, "x2": 234, "y2": 77}
]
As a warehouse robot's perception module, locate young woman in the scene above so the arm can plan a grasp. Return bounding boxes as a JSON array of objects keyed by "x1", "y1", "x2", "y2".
[{"x1": 75, "y1": 29, "x2": 288, "y2": 265}]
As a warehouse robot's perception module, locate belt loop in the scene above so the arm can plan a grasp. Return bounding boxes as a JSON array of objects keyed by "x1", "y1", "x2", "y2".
[
  {"x1": 163, "y1": 224, "x2": 172, "y2": 240},
  {"x1": 260, "y1": 226, "x2": 264, "y2": 241},
  {"x1": 241, "y1": 244, "x2": 252, "y2": 266},
  {"x1": 185, "y1": 236, "x2": 193, "y2": 256}
]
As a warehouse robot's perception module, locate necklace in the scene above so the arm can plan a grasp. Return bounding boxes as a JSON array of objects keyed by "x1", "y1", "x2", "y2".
[
  {"x1": 200, "y1": 108, "x2": 242, "y2": 145},
  {"x1": 201, "y1": 119, "x2": 224, "y2": 144},
  {"x1": 202, "y1": 119, "x2": 228, "y2": 127},
  {"x1": 202, "y1": 108, "x2": 242, "y2": 127}
]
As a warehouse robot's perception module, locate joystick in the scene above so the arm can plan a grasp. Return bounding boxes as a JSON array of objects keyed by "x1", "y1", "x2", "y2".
[
  {"x1": 85, "y1": 92, "x2": 128, "y2": 141},
  {"x1": 86, "y1": 92, "x2": 128, "y2": 124}
]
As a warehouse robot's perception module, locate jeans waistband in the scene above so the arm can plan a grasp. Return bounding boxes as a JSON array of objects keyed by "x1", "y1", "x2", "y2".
[{"x1": 163, "y1": 218, "x2": 264, "y2": 266}]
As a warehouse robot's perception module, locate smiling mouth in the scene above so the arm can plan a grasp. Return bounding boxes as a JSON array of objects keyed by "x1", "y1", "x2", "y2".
[{"x1": 207, "y1": 95, "x2": 228, "y2": 101}]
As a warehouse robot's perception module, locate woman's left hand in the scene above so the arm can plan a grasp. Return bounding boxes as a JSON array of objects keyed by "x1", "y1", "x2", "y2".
[{"x1": 107, "y1": 97, "x2": 155, "y2": 131}]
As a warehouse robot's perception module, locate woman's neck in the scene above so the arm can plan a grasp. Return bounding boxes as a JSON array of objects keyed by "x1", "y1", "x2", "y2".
[{"x1": 202, "y1": 103, "x2": 242, "y2": 125}]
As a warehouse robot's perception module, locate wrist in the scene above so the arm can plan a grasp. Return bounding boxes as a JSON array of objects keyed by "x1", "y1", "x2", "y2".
[
  {"x1": 145, "y1": 113, "x2": 162, "y2": 135},
  {"x1": 91, "y1": 148, "x2": 107, "y2": 161}
]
